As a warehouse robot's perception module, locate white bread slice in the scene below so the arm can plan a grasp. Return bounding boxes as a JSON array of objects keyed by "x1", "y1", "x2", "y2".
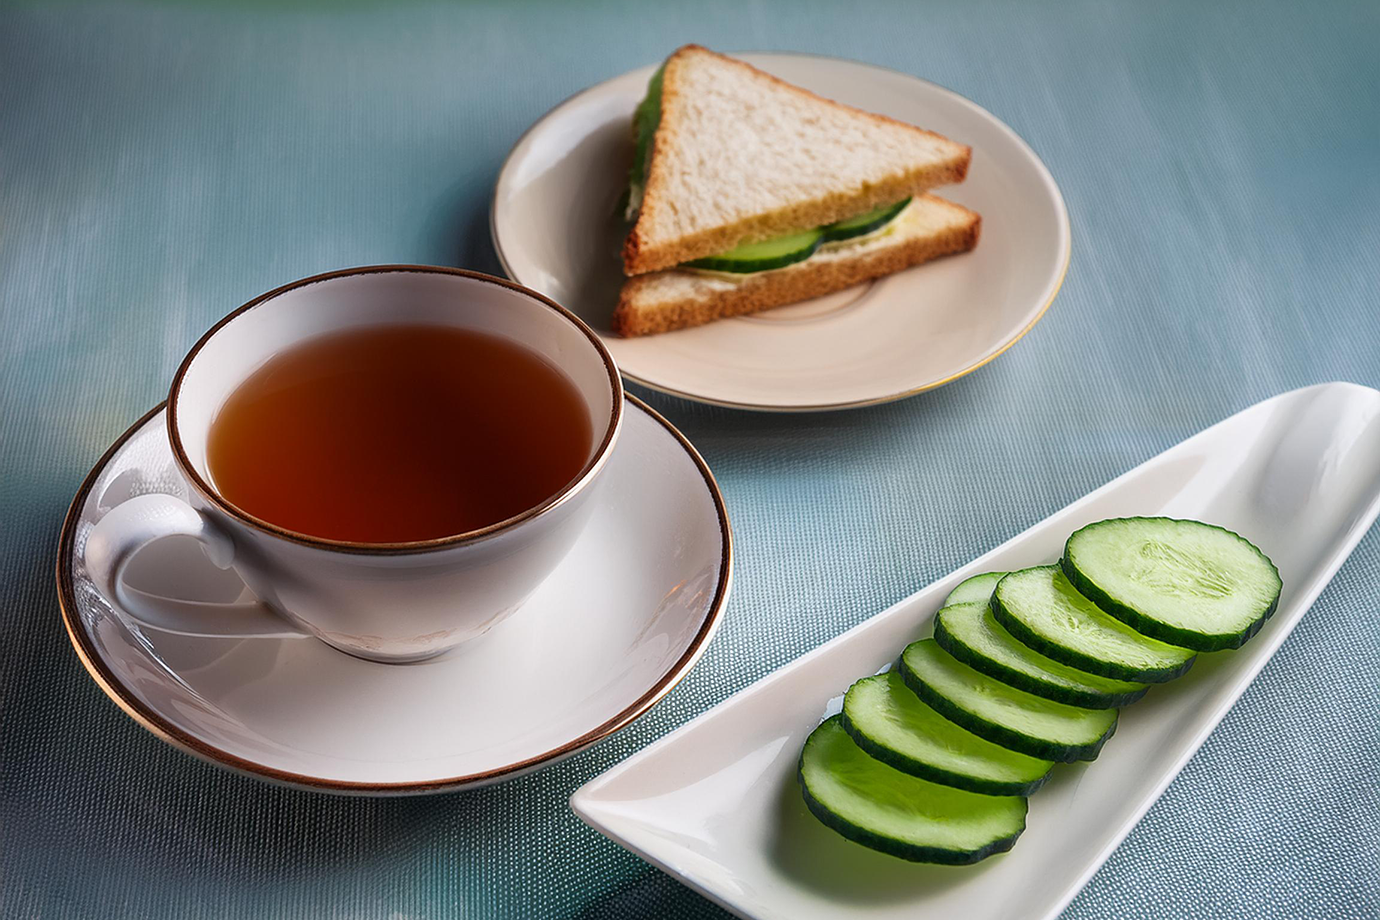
[
  {"x1": 623, "y1": 45, "x2": 971, "y2": 276},
  {"x1": 612, "y1": 195, "x2": 979, "y2": 337}
]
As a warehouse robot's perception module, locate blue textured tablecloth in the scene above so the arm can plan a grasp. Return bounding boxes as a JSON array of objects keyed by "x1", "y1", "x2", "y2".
[{"x1": 2, "y1": 1, "x2": 1377, "y2": 918}]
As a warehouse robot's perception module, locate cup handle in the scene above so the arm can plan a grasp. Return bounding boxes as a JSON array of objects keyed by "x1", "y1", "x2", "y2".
[{"x1": 84, "y1": 493, "x2": 308, "y2": 639}]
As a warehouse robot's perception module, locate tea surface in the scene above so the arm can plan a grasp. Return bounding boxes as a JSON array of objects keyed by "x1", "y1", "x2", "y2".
[{"x1": 207, "y1": 325, "x2": 594, "y2": 542}]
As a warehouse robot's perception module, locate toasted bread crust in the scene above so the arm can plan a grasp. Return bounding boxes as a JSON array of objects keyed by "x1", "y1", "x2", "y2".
[
  {"x1": 612, "y1": 205, "x2": 980, "y2": 337},
  {"x1": 622, "y1": 45, "x2": 972, "y2": 276}
]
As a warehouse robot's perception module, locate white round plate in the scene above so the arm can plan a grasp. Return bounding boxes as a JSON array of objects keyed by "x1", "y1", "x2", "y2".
[
  {"x1": 58, "y1": 397, "x2": 731, "y2": 794},
  {"x1": 492, "y1": 52, "x2": 1071, "y2": 411}
]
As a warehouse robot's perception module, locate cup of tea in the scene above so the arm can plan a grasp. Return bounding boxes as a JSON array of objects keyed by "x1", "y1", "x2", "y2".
[{"x1": 84, "y1": 266, "x2": 624, "y2": 662}]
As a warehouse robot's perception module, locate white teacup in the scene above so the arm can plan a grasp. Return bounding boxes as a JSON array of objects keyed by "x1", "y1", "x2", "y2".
[{"x1": 84, "y1": 266, "x2": 624, "y2": 663}]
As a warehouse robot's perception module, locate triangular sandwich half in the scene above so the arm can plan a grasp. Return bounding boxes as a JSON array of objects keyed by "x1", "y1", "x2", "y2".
[
  {"x1": 623, "y1": 45, "x2": 972, "y2": 275},
  {"x1": 615, "y1": 46, "x2": 978, "y2": 336}
]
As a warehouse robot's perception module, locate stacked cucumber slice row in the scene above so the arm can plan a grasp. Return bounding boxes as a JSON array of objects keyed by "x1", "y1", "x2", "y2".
[{"x1": 799, "y1": 517, "x2": 1280, "y2": 863}]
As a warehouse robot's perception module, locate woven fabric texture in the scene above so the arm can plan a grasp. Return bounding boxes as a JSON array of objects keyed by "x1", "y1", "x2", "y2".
[{"x1": 1, "y1": 1, "x2": 1377, "y2": 918}]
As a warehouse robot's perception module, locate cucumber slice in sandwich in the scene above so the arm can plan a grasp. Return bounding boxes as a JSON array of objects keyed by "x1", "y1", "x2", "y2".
[
  {"x1": 681, "y1": 200, "x2": 912, "y2": 274},
  {"x1": 1062, "y1": 517, "x2": 1282, "y2": 651},
  {"x1": 822, "y1": 198, "x2": 912, "y2": 242},
  {"x1": 799, "y1": 716, "x2": 1028, "y2": 864},
  {"x1": 614, "y1": 195, "x2": 979, "y2": 335},
  {"x1": 684, "y1": 228, "x2": 824, "y2": 273},
  {"x1": 624, "y1": 65, "x2": 665, "y2": 220},
  {"x1": 945, "y1": 571, "x2": 1007, "y2": 606},
  {"x1": 899, "y1": 639, "x2": 1117, "y2": 762},
  {"x1": 993, "y1": 566, "x2": 1196, "y2": 683},
  {"x1": 934, "y1": 602, "x2": 1148, "y2": 709},
  {"x1": 842, "y1": 672, "x2": 1053, "y2": 796}
]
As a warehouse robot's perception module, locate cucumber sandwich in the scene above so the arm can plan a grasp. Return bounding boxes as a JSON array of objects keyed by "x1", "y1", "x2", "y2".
[{"x1": 612, "y1": 45, "x2": 979, "y2": 336}]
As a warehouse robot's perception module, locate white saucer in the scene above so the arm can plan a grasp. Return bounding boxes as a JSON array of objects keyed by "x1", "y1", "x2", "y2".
[
  {"x1": 57, "y1": 396, "x2": 731, "y2": 794},
  {"x1": 492, "y1": 52, "x2": 1070, "y2": 411}
]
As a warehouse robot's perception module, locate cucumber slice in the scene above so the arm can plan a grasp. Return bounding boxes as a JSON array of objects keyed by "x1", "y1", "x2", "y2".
[
  {"x1": 841, "y1": 672, "x2": 1053, "y2": 796},
  {"x1": 934, "y1": 603, "x2": 1148, "y2": 709},
  {"x1": 899, "y1": 639, "x2": 1117, "y2": 762},
  {"x1": 684, "y1": 229, "x2": 824, "y2": 273},
  {"x1": 624, "y1": 64, "x2": 665, "y2": 220},
  {"x1": 821, "y1": 198, "x2": 911, "y2": 242},
  {"x1": 799, "y1": 716, "x2": 1028, "y2": 864},
  {"x1": 1062, "y1": 517, "x2": 1282, "y2": 651},
  {"x1": 992, "y1": 566, "x2": 1196, "y2": 683},
  {"x1": 945, "y1": 572, "x2": 1007, "y2": 607}
]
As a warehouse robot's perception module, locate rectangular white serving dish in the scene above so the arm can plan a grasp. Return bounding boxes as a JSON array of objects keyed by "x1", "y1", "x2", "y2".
[{"x1": 571, "y1": 383, "x2": 1380, "y2": 920}]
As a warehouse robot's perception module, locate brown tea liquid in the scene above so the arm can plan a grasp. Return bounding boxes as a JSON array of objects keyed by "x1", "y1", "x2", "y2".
[{"x1": 206, "y1": 325, "x2": 594, "y2": 543}]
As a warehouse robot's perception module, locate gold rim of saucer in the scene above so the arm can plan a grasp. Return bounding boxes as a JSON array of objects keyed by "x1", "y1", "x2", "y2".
[
  {"x1": 55, "y1": 394, "x2": 733, "y2": 793},
  {"x1": 167, "y1": 264, "x2": 626, "y2": 555}
]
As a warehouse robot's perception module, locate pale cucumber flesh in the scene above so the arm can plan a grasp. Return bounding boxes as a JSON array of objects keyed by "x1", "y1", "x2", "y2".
[
  {"x1": 935, "y1": 603, "x2": 1148, "y2": 709},
  {"x1": 945, "y1": 572, "x2": 1007, "y2": 607},
  {"x1": 900, "y1": 639, "x2": 1117, "y2": 762},
  {"x1": 842, "y1": 672, "x2": 1053, "y2": 795},
  {"x1": 992, "y1": 566, "x2": 1196, "y2": 682},
  {"x1": 799, "y1": 716, "x2": 1027, "y2": 863},
  {"x1": 1063, "y1": 517, "x2": 1282, "y2": 651}
]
